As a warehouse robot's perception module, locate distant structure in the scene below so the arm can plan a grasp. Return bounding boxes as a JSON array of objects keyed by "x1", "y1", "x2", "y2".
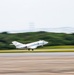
[{"x1": 29, "y1": 22, "x2": 35, "y2": 32}]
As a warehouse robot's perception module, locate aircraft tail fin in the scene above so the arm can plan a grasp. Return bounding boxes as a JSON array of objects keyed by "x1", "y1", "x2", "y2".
[{"x1": 12, "y1": 41, "x2": 24, "y2": 48}]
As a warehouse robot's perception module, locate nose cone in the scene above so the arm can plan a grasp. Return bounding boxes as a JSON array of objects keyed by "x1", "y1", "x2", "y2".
[{"x1": 45, "y1": 41, "x2": 48, "y2": 44}]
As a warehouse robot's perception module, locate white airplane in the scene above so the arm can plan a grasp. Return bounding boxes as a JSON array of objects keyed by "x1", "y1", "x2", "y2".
[{"x1": 12, "y1": 40, "x2": 48, "y2": 51}]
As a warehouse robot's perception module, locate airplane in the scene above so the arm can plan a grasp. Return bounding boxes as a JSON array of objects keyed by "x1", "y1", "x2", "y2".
[{"x1": 12, "y1": 40, "x2": 48, "y2": 51}]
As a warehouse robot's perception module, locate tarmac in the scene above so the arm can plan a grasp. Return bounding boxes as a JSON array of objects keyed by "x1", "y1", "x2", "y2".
[{"x1": 0, "y1": 53, "x2": 74, "y2": 75}]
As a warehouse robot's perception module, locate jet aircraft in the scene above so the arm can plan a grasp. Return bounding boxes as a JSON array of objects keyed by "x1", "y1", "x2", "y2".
[{"x1": 12, "y1": 40, "x2": 48, "y2": 51}]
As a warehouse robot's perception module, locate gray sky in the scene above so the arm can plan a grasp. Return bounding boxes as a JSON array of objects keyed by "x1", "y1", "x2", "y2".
[{"x1": 0, "y1": 0, "x2": 74, "y2": 32}]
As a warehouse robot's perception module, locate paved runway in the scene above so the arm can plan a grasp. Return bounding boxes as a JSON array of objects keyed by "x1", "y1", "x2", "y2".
[
  {"x1": 0, "y1": 52, "x2": 74, "y2": 57},
  {"x1": 0, "y1": 53, "x2": 74, "y2": 75}
]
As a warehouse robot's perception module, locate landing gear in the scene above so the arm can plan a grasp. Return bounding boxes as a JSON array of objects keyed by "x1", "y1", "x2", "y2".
[
  {"x1": 32, "y1": 49, "x2": 34, "y2": 51},
  {"x1": 28, "y1": 48, "x2": 34, "y2": 51},
  {"x1": 28, "y1": 48, "x2": 30, "y2": 51}
]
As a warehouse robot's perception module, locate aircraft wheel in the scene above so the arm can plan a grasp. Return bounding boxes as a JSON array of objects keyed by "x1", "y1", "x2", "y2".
[
  {"x1": 28, "y1": 48, "x2": 30, "y2": 51},
  {"x1": 32, "y1": 49, "x2": 34, "y2": 51}
]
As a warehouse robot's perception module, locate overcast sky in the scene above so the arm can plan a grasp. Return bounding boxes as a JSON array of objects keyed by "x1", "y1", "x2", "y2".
[{"x1": 0, "y1": 0, "x2": 74, "y2": 32}]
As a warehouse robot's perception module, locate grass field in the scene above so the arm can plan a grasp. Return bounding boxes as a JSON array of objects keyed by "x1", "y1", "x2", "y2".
[
  {"x1": 0, "y1": 49, "x2": 74, "y2": 53},
  {"x1": 42, "y1": 45, "x2": 74, "y2": 49},
  {"x1": 0, "y1": 46, "x2": 74, "y2": 53}
]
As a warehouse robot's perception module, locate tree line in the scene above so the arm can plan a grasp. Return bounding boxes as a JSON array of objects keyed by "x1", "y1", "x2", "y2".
[{"x1": 0, "y1": 31, "x2": 74, "y2": 49}]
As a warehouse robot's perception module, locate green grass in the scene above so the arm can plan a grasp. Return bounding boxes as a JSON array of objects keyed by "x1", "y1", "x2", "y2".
[
  {"x1": 41, "y1": 45, "x2": 74, "y2": 49},
  {"x1": 0, "y1": 49, "x2": 74, "y2": 53},
  {"x1": 0, "y1": 45, "x2": 74, "y2": 53}
]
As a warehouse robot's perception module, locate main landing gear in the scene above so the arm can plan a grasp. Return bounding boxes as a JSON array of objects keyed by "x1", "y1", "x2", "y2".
[{"x1": 28, "y1": 48, "x2": 34, "y2": 51}]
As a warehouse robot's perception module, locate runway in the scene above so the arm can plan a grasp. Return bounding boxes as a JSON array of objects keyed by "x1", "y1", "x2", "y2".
[
  {"x1": 0, "y1": 53, "x2": 74, "y2": 75},
  {"x1": 0, "y1": 52, "x2": 74, "y2": 57}
]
